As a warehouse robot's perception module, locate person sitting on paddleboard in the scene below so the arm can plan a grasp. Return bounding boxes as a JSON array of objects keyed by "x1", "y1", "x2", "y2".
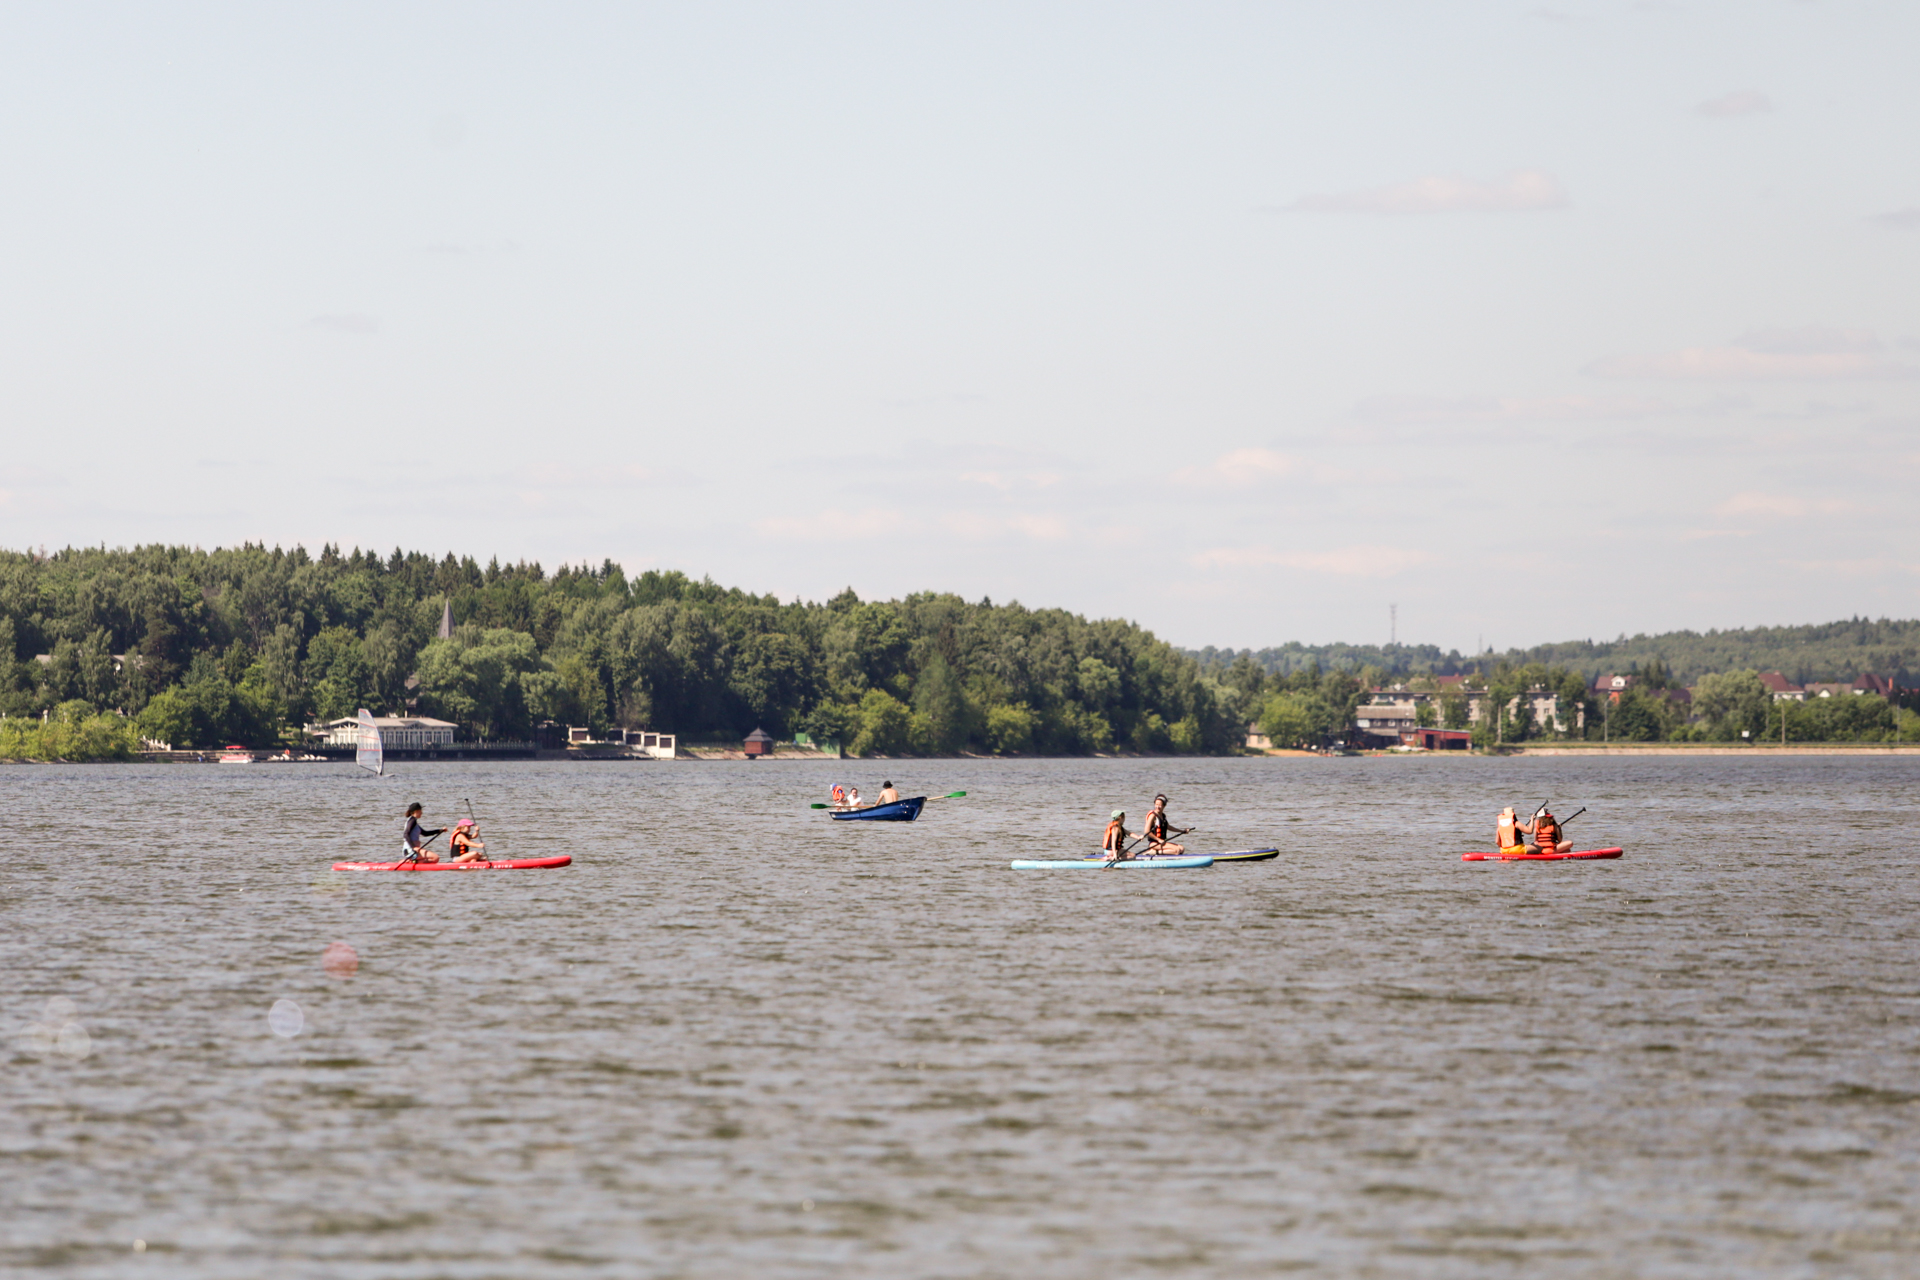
[
  {"x1": 449, "y1": 818, "x2": 487, "y2": 864},
  {"x1": 1102, "y1": 809, "x2": 1131, "y2": 862},
  {"x1": 1521, "y1": 805, "x2": 1572, "y2": 856},
  {"x1": 1496, "y1": 806, "x2": 1526, "y2": 855},
  {"x1": 877, "y1": 780, "x2": 900, "y2": 804},
  {"x1": 403, "y1": 803, "x2": 445, "y2": 864},
  {"x1": 1142, "y1": 794, "x2": 1187, "y2": 857}
]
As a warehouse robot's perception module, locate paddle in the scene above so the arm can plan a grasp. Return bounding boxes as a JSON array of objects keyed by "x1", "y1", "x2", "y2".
[
  {"x1": 810, "y1": 790, "x2": 966, "y2": 809},
  {"x1": 1106, "y1": 823, "x2": 1197, "y2": 868},
  {"x1": 397, "y1": 831, "x2": 441, "y2": 867}
]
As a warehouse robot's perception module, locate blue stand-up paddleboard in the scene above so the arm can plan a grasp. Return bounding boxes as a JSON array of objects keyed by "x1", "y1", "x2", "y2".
[{"x1": 1011, "y1": 856, "x2": 1215, "y2": 870}]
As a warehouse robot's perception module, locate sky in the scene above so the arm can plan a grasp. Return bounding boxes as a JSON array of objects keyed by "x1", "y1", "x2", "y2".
[{"x1": 1, "y1": 1, "x2": 1916, "y2": 653}]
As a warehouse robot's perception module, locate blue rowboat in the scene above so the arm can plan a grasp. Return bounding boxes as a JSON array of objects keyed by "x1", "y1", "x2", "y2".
[
  {"x1": 1010, "y1": 856, "x2": 1214, "y2": 870},
  {"x1": 829, "y1": 796, "x2": 926, "y2": 822}
]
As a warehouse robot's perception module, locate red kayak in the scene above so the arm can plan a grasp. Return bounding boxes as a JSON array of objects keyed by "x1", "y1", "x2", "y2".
[
  {"x1": 331, "y1": 856, "x2": 572, "y2": 871},
  {"x1": 1462, "y1": 847, "x2": 1623, "y2": 862}
]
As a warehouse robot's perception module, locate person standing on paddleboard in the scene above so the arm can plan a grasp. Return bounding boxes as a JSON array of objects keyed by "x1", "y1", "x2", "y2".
[
  {"x1": 403, "y1": 803, "x2": 445, "y2": 864},
  {"x1": 1102, "y1": 809, "x2": 1131, "y2": 862},
  {"x1": 1142, "y1": 794, "x2": 1188, "y2": 857}
]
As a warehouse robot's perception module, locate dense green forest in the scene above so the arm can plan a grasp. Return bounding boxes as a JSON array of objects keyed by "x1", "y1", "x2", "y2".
[
  {"x1": 1191, "y1": 617, "x2": 1920, "y2": 688},
  {"x1": 0, "y1": 544, "x2": 1246, "y2": 757}
]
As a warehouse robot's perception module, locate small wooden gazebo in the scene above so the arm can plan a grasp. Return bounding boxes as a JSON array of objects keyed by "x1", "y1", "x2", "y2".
[{"x1": 743, "y1": 727, "x2": 775, "y2": 759}]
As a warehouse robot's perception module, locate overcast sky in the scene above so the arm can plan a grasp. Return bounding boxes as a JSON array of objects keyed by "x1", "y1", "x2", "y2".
[{"x1": 2, "y1": 2, "x2": 1915, "y2": 652}]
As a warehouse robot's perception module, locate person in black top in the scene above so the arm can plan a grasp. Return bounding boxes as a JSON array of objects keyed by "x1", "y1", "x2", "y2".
[
  {"x1": 1142, "y1": 794, "x2": 1188, "y2": 857},
  {"x1": 403, "y1": 803, "x2": 446, "y2": 864}
]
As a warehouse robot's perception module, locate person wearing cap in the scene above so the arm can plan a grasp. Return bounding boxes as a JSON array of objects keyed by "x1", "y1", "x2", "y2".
[
  {"x1": 449, "y1": 818, "x2": 488, "y2": 864},
  {"x1": 1495, "y1": 806, "x2": 1526, "y2": 855},
  {"x1": 877, "y1": 780, "x2": 901, "y2": 805},
  {"x1": 402, "y1": 803, "x2": 445, "y2": 864},
  {"x1": 1101, "y1": 809, "x2": 1131, "y2": 862},
  {"x1": 1141, "y1": 793, "x2": 1188, "y2": 857},
  {"x1": 1521, "y1": 805, "x2": 1571, "y2": 856}
]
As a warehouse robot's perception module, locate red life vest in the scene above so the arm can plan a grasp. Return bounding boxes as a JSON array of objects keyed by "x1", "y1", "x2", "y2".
[{"x1": 1534, "y1": 813, "x2": 1559, "y2": 848}]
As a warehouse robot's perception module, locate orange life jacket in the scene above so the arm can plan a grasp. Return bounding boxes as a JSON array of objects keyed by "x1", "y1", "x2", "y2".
[
  {"x1": 831, "y1": 785, "x2": 845, "y2": 805},
  {"x1": 1534, "y1": 813, "x2": 1559, "y2": 848},
  {"x1": 1103, "y1": 819, "x2": 1126, "y2": 852},
  {"x1": 1497, "y1": 811, "x2": 1520, "y2": 848}
]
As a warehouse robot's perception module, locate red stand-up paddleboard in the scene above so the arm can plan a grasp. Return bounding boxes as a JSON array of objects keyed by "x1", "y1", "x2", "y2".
[
  {"x1": 332, "y1": 856, "x2": 573, "y2": 871},
  {"x1": 1462, "y1": 847, "x2": 1623, "y2": 862}
]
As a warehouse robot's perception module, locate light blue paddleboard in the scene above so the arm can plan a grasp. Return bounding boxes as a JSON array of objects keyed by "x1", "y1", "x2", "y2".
[{"x1": 1010, "y1": 856, "x2": 1214, "y2": 870}]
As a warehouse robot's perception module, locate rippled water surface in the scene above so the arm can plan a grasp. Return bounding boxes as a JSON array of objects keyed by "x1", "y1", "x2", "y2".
[{"x1": 5, "y1": 755, "x2": 1919, "y2": 1277}]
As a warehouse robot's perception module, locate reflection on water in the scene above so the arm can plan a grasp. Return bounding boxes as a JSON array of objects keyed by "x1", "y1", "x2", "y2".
[{"x1": 4, "y1": 756, "x2": 1919, "y2": 1277}]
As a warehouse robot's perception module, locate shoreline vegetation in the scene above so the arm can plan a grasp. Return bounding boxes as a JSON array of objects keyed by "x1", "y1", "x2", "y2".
[
  {"x1": 6, "y1": 542, "x2": 1918, "y2": 762},
  {"x1": 1, "y1": 543, "x2": 1240, "y2": 762}
]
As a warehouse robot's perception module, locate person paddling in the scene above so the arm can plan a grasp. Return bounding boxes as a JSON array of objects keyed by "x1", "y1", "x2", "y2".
[
  {"x1": 1524, "y1": 805, "x2": 1572, "y2": 856},
  {"x1": 1496, "y1": 805, "x2": 1526, "y2": 855},
  {"x1": 402, "y1": 803, "x2": 445, "y2": 864},
  {"x1": 1101, "y1": 809, "x2": 1131, "y2": 862},
  {"x1": 1142, "y1": 793, "x2": 1189, "y2": 857},
  {"x1": 877, "y1": 780, "x2": 901, "y2": 805},
  {"x1": 449, "y1": 818, "x2": 487, "y2": 864}
]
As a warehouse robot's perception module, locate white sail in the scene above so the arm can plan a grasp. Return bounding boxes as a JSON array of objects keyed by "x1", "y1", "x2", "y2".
[{"x1": 355, "y1": 708, "x2": 384, "y2": 776}]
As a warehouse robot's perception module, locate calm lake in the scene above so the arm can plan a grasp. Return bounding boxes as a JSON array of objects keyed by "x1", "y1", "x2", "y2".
[{"x1": 5, "y1": 755, "x2": 1918, "y2": 1278}]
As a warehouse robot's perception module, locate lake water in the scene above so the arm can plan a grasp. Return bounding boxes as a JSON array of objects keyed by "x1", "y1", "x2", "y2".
[{"x1": 4, "y1": 755, "x2": 1918, "y2": 1277}]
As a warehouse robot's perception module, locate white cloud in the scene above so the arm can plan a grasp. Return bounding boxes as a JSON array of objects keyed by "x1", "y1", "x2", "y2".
[
  {"x1": 754, "y1": 508, "x2": 907, "y2": 540},
  {"x1": 940, "y1": 511, "x2": 1069, "y2": 541},
  {"x1": 1588, "y1": 327, "x2": 1917, "y2": 381},
  {"x1": 1277, "y1": 169, "x2": 1568, "y2": 215},
  {"x1": 1192, "y1": 544, "x2": 1433, "y2": 577},
  {"x1": 1711, "y1": 492, "x2": 1852, "y2": 521},
  {"x1": 1696, "y1": 90, "x2": 1772, "y2": 118},
  {"x1": 1170, "y1": 447, "x2": 1300, "y2": 487},
  {"x1": 1351, "y1": 393, "x2": 1669, "y2": 424},
  {"x1": 305, "y1": 313, "x2": 379, "y2": 335},
  {"x1": 958, "y1": 470, "x2": 1061, "y2": 492},
  {"x1": 1871, "y1": 208, "x2": 1920, "y2": 230}
]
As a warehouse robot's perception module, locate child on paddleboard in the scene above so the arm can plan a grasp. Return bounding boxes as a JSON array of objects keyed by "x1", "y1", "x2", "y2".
[
  {"x1": 403, "y1": 803, "x2": 445, "y2": 864},
  {"x1": 449, "y1": 818, "x2": 487, "y2": 864},
  {"x1": 1102, "y1": 809, "x2": 1130, "y2": 862}
]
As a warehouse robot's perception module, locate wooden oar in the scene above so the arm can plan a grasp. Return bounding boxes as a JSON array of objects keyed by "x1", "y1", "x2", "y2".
[{"x1": 809, "y1": 790, "x2": 966, "y2": 809}]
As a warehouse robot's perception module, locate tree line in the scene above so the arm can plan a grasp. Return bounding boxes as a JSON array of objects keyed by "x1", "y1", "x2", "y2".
[
  {"x1": 0, "y1": 543, "x2": 1247, "y2": 758},
  {"x1": 1240, "y1": 657, "x2": 1918, "y2": 748},
  {"x1": 1192, "y1": 616, "x2": 1920, "y2": 689}
]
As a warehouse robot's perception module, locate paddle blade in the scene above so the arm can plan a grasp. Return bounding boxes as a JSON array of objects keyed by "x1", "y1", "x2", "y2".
[
  {"x1": 809, "y1": 803, "x2": 830, "y2": 809},
  {"x1": 944, "y1": 791, "x2": 967, "y2": 798}
]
